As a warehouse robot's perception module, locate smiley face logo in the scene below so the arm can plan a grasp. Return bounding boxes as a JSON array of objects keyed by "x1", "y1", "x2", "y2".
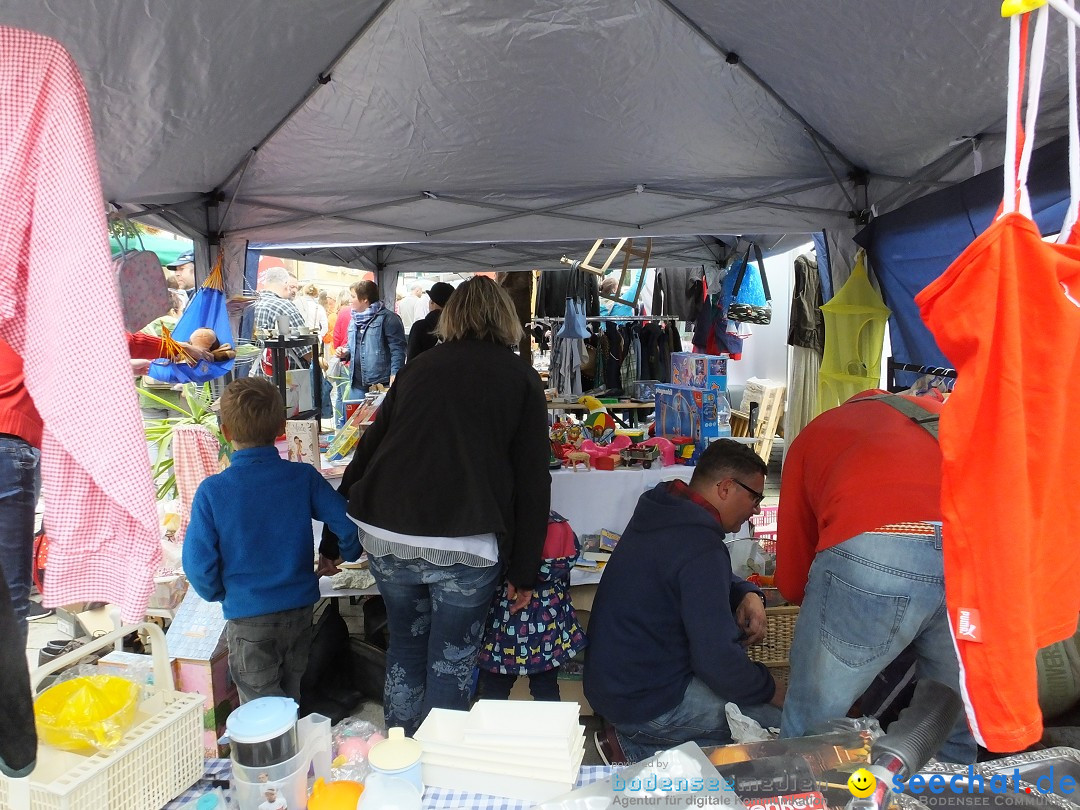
[{"x1": 848, "y1": 768, "x2": 877, "y2": 798}]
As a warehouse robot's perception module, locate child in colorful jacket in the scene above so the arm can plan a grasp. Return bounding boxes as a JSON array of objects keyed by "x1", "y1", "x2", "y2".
[{"x1": 476, "y1": 511, "x2": 588, "y2": 700}]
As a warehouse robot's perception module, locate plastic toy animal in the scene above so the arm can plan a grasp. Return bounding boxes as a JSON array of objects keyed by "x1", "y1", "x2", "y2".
[{"x1": 564, "y1": 450, "x2": 592, "y2": 471}]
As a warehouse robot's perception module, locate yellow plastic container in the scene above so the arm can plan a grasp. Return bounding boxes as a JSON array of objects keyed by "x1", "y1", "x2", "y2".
[{"x1": 34, "y1": 674, "x2": 140, "y2": 753}]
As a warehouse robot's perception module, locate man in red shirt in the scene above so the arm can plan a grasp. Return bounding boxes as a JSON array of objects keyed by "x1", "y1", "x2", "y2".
[{"x1": 776, "y1": 390, "x2": 975, "y2": 763}]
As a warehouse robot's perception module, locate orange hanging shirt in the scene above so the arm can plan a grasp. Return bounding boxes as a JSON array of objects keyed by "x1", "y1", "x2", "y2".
[{"x1": 916, "y1": 212, "x2": 1080, "y2": 751}]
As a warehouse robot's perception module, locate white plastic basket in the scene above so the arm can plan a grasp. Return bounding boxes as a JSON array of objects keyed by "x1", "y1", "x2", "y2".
[{"x1": 0, "y1": 622, "x2": 204, "y2": 810}]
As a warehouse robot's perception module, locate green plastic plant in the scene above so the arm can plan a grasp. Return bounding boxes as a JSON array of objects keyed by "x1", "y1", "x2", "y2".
[{"x1": 139, "y1": 382, "x2": 231, "y2": 501}]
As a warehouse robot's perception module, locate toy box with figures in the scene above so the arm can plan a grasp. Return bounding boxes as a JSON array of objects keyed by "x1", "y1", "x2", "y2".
[
  {"x1": 670, "y1": 352, "x2": 727, "y2": 393},
  {"x1": 655, "y1": 383, "x2": 721, "y2": 450}
]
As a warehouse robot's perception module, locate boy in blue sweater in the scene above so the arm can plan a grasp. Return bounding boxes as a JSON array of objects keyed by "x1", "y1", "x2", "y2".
[{"x1": 183, "y1": 378, "x2": 362, "y2": 703}]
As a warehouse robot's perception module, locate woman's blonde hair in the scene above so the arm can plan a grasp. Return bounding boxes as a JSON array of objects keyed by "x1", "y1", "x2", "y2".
[{"x1": 435, "y1": 276, "x2": 523, "y2": 346}]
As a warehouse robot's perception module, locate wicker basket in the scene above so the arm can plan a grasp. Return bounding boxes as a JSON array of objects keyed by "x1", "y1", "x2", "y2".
[
  {"x1": 0, "y1": 622, "x2": 204, "y2": 810},
  {"x1": 746, "y1": 605, "x2": 799, "y2": 685}
]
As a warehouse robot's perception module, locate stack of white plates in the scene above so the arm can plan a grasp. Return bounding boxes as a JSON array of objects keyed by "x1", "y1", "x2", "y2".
[{"x1": 414, "y1": 700, "x2": 586, "y2": 802}]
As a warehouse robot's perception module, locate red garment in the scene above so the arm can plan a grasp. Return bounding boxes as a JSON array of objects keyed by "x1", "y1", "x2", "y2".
[
  {"x1": 666, "y1": 479, "x2": 724, "y2": 526},
  {"x1": 775, "y1": 391, "x2": 942, "y2": 605},
  {"x1": 333, "y1": 308, "x2": 352, "y2": 348},
  {"x1": 126, "y1": 332, "x2": 166, "y2": 360},
  {"x1": 917, "y1": 212, "x2": 1080, "y2": 751},
  {"x1": 0, "y1": 28, "x2": 159, "y2": 623},
  {"x1": 0, "y1": 338, "x2": 42, "y2": 448}
]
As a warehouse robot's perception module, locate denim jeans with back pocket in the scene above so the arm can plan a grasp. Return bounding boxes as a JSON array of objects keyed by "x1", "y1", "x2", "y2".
[
  {"x1": 0, "y1": 435, "x2": 41, "y2": 647},
  {"x1": 780, "y1": 530, "x2": 977, "y2": 764}
]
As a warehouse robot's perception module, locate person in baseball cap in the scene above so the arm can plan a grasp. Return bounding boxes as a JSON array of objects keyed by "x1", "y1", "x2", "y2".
[
  {"x1": 406, "y1": 282, "x2": 456, "y2": 361},
  {"x1": 166, "y1": 251, "x2": 196, "y2": 295}
]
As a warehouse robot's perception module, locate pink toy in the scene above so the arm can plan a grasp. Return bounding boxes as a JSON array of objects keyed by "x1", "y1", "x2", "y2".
[
  {"x1": 640, "y1": 436, "x2": 676, "y2": 466},
  {"x1": 336, "y1": 737, "x2": 370, "y2": 761},
  {"x1": 579, "y1": 434, "x2": 632, "y2": 464}
]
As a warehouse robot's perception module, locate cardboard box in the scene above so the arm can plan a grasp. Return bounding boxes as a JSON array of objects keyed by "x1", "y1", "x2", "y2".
[
  {"x1": 655, "y1": 383, "x2": 721, "y2": 449},
  {"x1": 166, "y1": 591, "x2": 237, "y2": 758},
  {"x1": 54, "y1": 604, "x2": 85, "y2": 638},
  {"x1": 285, "y1": 418, "x2": 320, "y2": 467},
  {"x1": 670, "y1": 352, "x2": 728, "y2": 392},
  {"x1": 54, "y1": 603, "x2": 119, "y2": 639}
]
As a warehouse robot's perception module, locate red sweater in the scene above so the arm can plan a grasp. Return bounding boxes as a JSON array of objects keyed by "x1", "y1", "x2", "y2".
[
  {"x1": 775, "y1": 390, "x2": 942, "y2": 604},
  {"x1": 0, "y1": 339, "x2": 42, "y2": 447},
  {"x1": 333, "y1": 308, "x2": 352, "y2": 348}
]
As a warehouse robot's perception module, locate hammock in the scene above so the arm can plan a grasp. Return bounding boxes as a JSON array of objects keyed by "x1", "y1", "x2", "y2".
[{"x1": 146, "y1": 257, "x2": 235, "y2": 384}]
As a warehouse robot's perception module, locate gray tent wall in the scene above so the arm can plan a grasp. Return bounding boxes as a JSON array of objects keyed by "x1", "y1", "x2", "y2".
[{"x1": 4, "y1": 1, "x2": 1072, "y2": 309}]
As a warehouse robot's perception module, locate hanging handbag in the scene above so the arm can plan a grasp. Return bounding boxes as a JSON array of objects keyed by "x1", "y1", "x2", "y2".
[
  {"x1": 727, "y1": 243, "x2": 773, "y2": 325},
  {"x1": 111, "y1": 230, "x2": 171, "y2": 331},
  {"x1": 557, "y1": 263, "x2": 590, "y2": 339}
]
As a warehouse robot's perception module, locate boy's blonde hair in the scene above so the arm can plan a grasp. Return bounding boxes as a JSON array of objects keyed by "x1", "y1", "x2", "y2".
[{"x1": 219, "y1": 378, "x2": 284, "y2": 446}]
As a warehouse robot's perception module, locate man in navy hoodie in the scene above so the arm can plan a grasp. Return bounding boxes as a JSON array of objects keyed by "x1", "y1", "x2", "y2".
[{"x1": 584, "y1": 439, "x2": 784, "y2": 762}]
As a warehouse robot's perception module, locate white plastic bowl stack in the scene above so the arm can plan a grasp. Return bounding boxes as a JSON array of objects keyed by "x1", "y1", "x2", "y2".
[{"x1": 414, "y1": 700, "x2": 586, "y2": 802}]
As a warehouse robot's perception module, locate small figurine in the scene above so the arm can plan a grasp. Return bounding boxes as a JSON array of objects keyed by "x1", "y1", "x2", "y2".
[
  {"x1": 566, "y1": 423, "x2": 584, "y2": 446},
  {"x1": 564, "y1": 450, "x2": 592, "y2": 471},
  {"x1": 577, "y1": 395, "x2": 616, "y2": 444}
]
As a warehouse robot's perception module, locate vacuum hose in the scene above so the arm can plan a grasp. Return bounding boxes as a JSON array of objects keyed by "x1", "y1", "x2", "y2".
[{"x1": 870, "y1": 679, "x2": 964, "y2": 777}]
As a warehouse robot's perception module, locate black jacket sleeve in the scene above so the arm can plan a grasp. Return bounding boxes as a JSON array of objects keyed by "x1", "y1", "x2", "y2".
[
  {"x1": 318, "y1": 385, "x2": 397, "y2": 558},
  {"x1": 503, "y1": 373, "x2": 553, "y2": 589}
]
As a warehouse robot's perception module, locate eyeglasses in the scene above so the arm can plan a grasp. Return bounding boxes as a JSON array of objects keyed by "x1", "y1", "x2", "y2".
[{"x1": 726, "y1": 478, "x2": 765, "y2": 506}]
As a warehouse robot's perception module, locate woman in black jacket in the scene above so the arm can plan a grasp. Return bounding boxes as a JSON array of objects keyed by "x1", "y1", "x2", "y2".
[{"x1": 323, "y1": 276, "x2": 551, "y2": 734}]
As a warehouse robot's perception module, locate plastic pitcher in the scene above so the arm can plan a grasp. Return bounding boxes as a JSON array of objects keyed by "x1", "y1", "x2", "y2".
[{"x1": 231, "y1": 713, "x2": 332, "y2": 810}]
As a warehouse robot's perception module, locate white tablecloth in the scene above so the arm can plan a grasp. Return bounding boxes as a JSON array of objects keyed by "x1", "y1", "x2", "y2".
[{"x1": 550, "y1": 465, "x2": 693, "y2": 536}]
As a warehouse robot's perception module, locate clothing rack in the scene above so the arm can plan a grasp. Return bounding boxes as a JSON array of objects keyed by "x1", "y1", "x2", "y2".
[
  {"x1": 886, "y1": 357, "x2": 957, "y2": 392},
  {"x1": 529, "y1": 315, "x2": 680, "y2": 325}
]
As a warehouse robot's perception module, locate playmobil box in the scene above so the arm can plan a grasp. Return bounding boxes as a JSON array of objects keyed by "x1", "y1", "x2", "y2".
[
  {"x1": 655, "y1": 384, "x2": 720, "y2": 449},
  {"x1": 670, "y1": 352, "x2": 727, "y2": 392}
]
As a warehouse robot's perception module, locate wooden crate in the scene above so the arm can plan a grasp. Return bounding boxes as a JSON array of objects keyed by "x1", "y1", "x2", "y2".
[{"x1": 739, "y1": 378, "x2": 786, "y2": 461}]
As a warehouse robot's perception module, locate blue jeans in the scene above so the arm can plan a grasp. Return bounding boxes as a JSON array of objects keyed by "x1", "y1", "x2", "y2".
[
  {"x1": 368, "y1": 554, "x2": 501, "y2": 735},
  {"x1": 0, "y1": 435, "x2": 41, "y2": 647},
  {"x1": 615, "y1": 676, "x2": 782, "y2": 763},
  {"x1": 780, "y1": 531, "x2": 977, "y2": 764}
]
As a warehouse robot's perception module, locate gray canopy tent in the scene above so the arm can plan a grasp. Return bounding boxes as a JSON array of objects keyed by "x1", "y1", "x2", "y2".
[{"x1": 2, "y1": 0, "x2": 1072, "y2": 290}]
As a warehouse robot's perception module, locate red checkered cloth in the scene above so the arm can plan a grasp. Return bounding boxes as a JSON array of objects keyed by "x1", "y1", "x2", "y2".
[
  {"x1": 0, "y1": 28, "x2": 160, "y2": 623},
  {"x1": 173, "y1": 425, "x2": 222, "y2": 544}
]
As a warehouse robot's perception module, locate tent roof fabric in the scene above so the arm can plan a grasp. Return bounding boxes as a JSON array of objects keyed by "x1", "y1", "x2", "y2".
[{"x1": 3, "y1": 0, "x2": 1072, "y2": 270}]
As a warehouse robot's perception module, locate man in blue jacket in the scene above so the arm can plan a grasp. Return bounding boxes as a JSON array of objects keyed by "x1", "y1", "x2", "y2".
[{"x1": 584, "y1": 439, "x2": 784, "y2": 762}]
